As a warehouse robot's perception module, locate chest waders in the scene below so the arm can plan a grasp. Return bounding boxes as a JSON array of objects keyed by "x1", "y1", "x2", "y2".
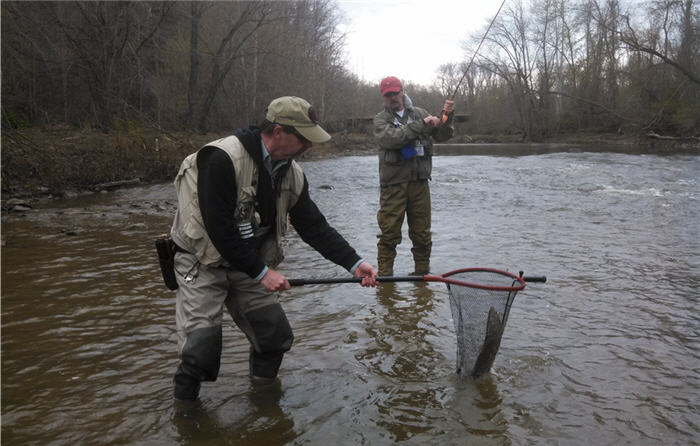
[
  {"x1": 171, "y1": 138, "x2": 303, "y2": 400},
  {"x1": 375, "y1": 108, "x2": 434, "y2": 276}
]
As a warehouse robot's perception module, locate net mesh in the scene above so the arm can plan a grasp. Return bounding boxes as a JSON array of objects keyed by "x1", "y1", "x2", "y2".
[{"x1": 446, "y1": 270, "x2": 521, "y2": 378}]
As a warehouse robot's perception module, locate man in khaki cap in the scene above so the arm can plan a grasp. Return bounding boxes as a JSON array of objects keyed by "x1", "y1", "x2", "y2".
[{"x1": 169, "y1": 96, "x2": 377, "y2": 401}]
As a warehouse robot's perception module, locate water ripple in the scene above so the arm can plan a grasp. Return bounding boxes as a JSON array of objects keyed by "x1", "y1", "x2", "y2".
[{"x1": 2, "y1": 153, "x2": 698, "y2": 445}]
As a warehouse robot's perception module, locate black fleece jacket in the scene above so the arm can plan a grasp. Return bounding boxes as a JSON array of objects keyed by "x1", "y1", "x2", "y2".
[{"x1": 196, "y1": 126, "x2": 361, "y2": 279}]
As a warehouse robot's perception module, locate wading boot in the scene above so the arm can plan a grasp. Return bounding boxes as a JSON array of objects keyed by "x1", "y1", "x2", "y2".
[
  {"x1": 411, "y1": 261, "x2": 430, "y2": 276},
  {"x1": 250, "y1": 374, "x2": 277, "y2": 387},
  {"x1": 378, "y1": 261, "x2": 393, "y2": 276},
  {"x1": 173, "y1": 373, "x2": 201, "y2": 401},
  {"x1": 377, "y1": 248, "x2": 396, "y2": 276}
]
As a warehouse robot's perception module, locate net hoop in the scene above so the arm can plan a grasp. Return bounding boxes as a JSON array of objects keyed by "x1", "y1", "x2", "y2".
[{"x1": 435, "y1": 267, "x2": 525, "y2": 292}]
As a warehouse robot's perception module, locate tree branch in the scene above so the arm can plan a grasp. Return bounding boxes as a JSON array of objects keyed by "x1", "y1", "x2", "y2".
[
  {"x1": 618, "y1": 15, "x2": 700, "y2": 86},
  {"x1": 547, "y1": 90, "x2": 645, "y2": 126}
]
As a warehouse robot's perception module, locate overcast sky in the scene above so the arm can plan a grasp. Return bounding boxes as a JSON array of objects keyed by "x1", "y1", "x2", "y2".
[{"x1": 336, "y1": 0, "x2": 505, "y2": 87}]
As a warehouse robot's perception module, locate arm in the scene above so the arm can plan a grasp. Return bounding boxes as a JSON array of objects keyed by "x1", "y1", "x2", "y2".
[
  {"x1": 263, "y1": 179, "x2": 378, "y2": 290},
  {"x1": 373, "y1": 112, "x2": 431, "y2": 150},
  {"x1": 289, "y1": 177, "x2": 362, "y2": 271},
  {"x1": 432, "y1": 100, "x2": 455, "y2": 142},
  {"x1": 290, "y1": 182, "x2": 377, "y2": 287},
  {"x1": 432, "y1": 120, "x2": 454, "y2": 142},
  {"x1": 197, "y1": 147, "x2": 266, "y2": 279}
]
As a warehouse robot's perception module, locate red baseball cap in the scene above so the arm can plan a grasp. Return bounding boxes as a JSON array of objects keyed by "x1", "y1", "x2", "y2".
[{"x1": 380, "y1": 76, "x2": 402, "y2": 96}]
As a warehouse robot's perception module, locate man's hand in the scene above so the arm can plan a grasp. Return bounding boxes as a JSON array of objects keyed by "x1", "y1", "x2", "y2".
[
  {"x1": 354, "y1": 261, "x2": 378, "y2": 287},
  {"x1": 260, "y1": 268, "x2": 290, "y2": 291},
  {"x1": 436, "y1": 100, "x2": 456, "y2": 126},
  {"x1": 423, "y1": 115, "x2": 440, "y2": 127},
  {"x1": 443, "y1": 99, "x2": 455, "y2": 114}
]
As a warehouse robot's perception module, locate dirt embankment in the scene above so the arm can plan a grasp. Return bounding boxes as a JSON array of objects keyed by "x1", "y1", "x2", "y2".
[{"x1": 0, "y1": 127, "x2": 376, "y2": 205}]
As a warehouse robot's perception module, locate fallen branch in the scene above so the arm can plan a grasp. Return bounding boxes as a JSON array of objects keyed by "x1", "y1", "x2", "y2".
[
  {"x1": 93, "y1": 178, "x2": 141, "y2": 191},
  {"x1": 547, "y1": 91, "x2": 643, "y2": 126},
  {"x1": 645, "y1": 132, "x2": 700, "y2": 142}
]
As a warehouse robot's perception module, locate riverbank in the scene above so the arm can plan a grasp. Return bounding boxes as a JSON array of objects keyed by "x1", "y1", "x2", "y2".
[
  {"x1": 0, "y1": 127, "x2": 376, "y2": 203},
  {"x1": 2, "y1": 126, "x2": 697, "y2": 209}
]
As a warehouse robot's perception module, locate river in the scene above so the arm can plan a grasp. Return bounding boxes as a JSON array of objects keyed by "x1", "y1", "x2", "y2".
[{"x1": 2, "y1": 146, "x2": 698, "y2": 445}]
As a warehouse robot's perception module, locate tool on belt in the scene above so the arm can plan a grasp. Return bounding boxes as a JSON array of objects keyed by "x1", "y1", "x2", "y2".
[{"x1": 155, "y1": 236, "x2": 178, "y2": 290}]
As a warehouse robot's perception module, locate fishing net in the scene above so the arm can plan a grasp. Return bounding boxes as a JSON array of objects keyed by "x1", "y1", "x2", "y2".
[{"x1": 444, "y1": 268, "x2": 525, "y2": 379}]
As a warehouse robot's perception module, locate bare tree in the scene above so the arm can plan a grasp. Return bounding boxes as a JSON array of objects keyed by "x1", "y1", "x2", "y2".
[
  {"x1": 184, "y1": 2, "x2": 208, "y2": 127},
  {"x1": 619, "y1": 3, "x2": 700, "y2": 85},
  {"x1": 3, "y1": 0, "x2": 696, "y2": 138},
  {"x1": 193, "y1": 2, "x2": 272, "y2": 131}
]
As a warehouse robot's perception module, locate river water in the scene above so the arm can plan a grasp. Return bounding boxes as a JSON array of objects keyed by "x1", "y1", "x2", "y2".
[{"x1": 2, "y1": 147, "x2": 698, "y2": 445}]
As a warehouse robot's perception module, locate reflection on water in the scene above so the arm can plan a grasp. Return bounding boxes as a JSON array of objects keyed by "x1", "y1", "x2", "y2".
[
  {"x1": 361, "y1": 283, "x2": 438, "y2": 379},
  {"x1": 361, "y1": 283, "x2": 441, "y2": 441},
  {"x1": 171, "y1": 381, "x2": 296, "y2": 446},
  {"x1": 2, "y1": 150, "x2": 699, "y2": 445}
]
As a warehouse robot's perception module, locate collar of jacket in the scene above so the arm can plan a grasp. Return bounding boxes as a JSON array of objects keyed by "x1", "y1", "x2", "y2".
[
  {"x1": 234, "y1": 126, "x2": 292, "y2": 176},
  {"x1": 385, "y1": 93, "x2": 415, "y2": 115},
  {"x1": 234, "y1": 126, "x2": 292, "y2": 194}
]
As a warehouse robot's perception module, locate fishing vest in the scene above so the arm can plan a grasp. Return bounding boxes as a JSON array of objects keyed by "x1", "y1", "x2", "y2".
[
  {"x1": 170, "y1": 135, "x2": 305, "y2": 268},
  {"x1": 374, "y1": 105, "x2": 434, "y2": 186}
]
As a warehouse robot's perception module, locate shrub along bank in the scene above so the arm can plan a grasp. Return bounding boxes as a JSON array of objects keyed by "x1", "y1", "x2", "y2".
[{"x1": 0, "y1": 127, "x2": 376, "y2": 202}]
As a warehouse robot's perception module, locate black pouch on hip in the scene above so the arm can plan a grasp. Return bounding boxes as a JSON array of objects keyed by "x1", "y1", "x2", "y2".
[{"x1": 155, "y1": 236, "x2": 179, "y2": 290}]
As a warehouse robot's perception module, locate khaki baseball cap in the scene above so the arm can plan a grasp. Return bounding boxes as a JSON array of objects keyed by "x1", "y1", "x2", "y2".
[{"x1": 265, "y1": 96, "x2": 331, "y2": 143}]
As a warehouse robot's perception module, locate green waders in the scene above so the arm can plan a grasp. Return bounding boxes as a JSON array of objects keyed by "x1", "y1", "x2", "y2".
[{"x1": 376, "y1": 180, "x2": 432, "y2": 275}]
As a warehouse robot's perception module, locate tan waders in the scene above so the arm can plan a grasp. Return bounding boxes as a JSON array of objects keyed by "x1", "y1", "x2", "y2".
[
  {"x1": 376, "y1": 180, "x2": 432, "y2": 275},
  {"x1": 173, "y1": 251, "x2": 293, "y2": 400}
]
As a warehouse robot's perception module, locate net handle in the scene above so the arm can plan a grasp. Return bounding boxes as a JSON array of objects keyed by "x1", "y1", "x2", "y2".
[
  {"x1": 289, "y1": 268, "x2": 545, "y2": 291},
  {"x1": 288, "y1": 275, "x2": 422, "y2": 286}
]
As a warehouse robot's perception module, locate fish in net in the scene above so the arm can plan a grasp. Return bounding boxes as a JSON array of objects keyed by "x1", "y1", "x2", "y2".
[
  {"x1": 445, "y1": 268, "x2": 524, "y2": 378},
  {"x1": 287, "y1": 267, "x2": 544, "y2": 378}
]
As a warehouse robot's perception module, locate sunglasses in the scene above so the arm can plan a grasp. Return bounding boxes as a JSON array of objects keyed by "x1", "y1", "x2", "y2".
[{"x1": 284, "y1": 126, "x2": 311, "y2": 145}]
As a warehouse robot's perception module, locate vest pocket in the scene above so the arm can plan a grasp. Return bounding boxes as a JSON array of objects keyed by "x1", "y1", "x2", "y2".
[
  {"x1": 383, "y1": 149, "x2": 403, "y2": 165},
  {"x1": 182, "y1": 206, "x2": 203, "y2": 239},
  {"x1": 235, "y1": 186, "x2": 257, "y2": 221},
  {"x1": 259, "y1": 236, "x2": 284, "y2": 267}
]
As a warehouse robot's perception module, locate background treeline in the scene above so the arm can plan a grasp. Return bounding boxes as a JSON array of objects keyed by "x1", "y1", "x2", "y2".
[
  {"x1": 1, "y1": 0, "x2": 698, "y2": 140},
  {"x1": 2, "y1": 1, "x2": 370, "y2": 133},
  {"x1": 437, "y1": 0, "x2": 699, "y2": 139}
]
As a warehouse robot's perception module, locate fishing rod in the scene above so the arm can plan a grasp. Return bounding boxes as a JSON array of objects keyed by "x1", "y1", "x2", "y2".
[{"x1": 440, "y1": 0, "x2": 507, "y2": 125}]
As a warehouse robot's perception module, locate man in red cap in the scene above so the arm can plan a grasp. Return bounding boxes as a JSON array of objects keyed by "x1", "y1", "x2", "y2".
[{"x1": 373, "y1": 77, "x2": 455, "y2": 275}]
